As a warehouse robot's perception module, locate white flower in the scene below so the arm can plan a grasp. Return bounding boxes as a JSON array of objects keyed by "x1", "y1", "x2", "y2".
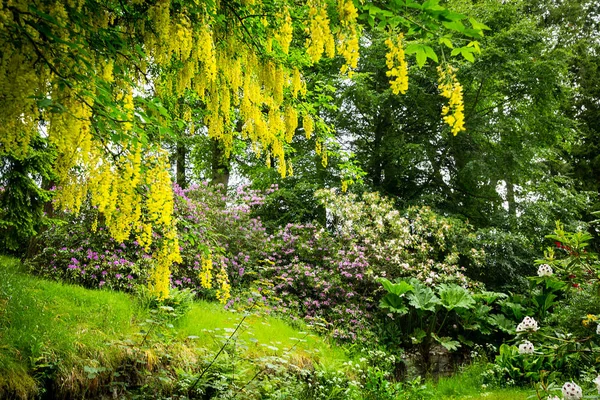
[
  {"x1": 516, "y1": 316, "x2": 539, "y2": 332},
  {"x1": 562, "y1": 382, "x2": 582, "y2": 400},
  {"x1": 593, "y1": 375, "x2": 600, "y2": 394},
  {"x1": 518, "y1": 340, "x2": 534, "y2": 354},
  {"x1": 596, "y1": 323, "x2": 600, "y2": 335},
  {"x1": 537, "y1": 264, "x2": 553, "y2": 277}
]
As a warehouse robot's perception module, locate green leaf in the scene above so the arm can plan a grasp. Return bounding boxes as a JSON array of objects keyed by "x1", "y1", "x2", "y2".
[
  {"x1": 405, "y1": 0, "x2": 423, "y2": 10},
  {"x1": 424, "y1": 46, "x2": 439, "y2": 63},
  {"x1": 467, "y1": 41, "x2": 481, "y2": 54},
  {"x1": 407, "y1": 282, "x2": 440, "y2": 311},
  {"x1": 474, "y1": 291, "x2": 507, "y2": 304},
  {"x1": 443, "y1": 20, "x2": 465, "y2": 33},
  {"x1": 380, "y1": 294, "x2": 409, "y2": 315},
  {"x1": 487, "y1": 314, "x2": 516, "y2": 334},
  {"x1": 443, "y1": 11, "x2": 468, "y2": 21},
  {"x1": 379, "y1": 278, "x2": 414, "y2": 296},
  {"x1": 37, "y1": 98, "x2": 53, "y2": 108},
  {"x1": 411, "y1": 328, "x2": 427, "y2": 344},
  {"x1": 469, "y1": 17, "x2": 491, "y2": 31},
  {"x1": 416, "y1": 48, "x2": 427, "y2": 68},
  {"x1": 439, "y1": 37, "x2": 454, "y2": 49},
  {"x1": 432, "y1": 333, "x2": 461, "y2": 351},
  {"x1": 462, "y1": 49, "x2": 475, "y2": 62},
  {"x1": 405, "y1": 44, "x2": 437, "y2": 68},
  {"x1": 422, "y1": 0, "x2": 444, "y2": 11},
  {"x1": 438, "y1": 284, "x2": 475, "y2": 310},
  {"x1": 452, "y1": 47, "x2": 476, "y2": 62}
]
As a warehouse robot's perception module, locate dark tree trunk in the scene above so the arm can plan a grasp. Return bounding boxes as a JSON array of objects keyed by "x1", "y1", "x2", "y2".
[{"x1": 176, "y1": 141, "x2": 187, "y2": 189}]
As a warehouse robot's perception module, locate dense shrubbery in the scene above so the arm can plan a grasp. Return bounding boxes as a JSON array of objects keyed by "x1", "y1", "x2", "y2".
[
  {"x1": 25, "y1": 182, "x2": 600, "y2": 399},
  {"x1": 28, "y1": 184, "x2": 486, "y2": 344},
  {"x1": 483, "y1": 223, "x2": 600, "y2": 399}
]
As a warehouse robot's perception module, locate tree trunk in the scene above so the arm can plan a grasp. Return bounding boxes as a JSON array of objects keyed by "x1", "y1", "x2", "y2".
[
  {"x1": 506, "y1": 179, "x2": 517, "y2": 227},
  {"x1": 210, "y1": 139, "x2": 230, "y2": 190},
  {"x1": 176, "y1": 141, "x2": 187, "y2": 189}
]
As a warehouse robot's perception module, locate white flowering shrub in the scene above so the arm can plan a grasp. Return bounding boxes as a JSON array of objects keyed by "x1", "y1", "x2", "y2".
[
  {"x1": 315, "y1": 189, "x2": 485, "y2": 285},
  {"x1": 518, "y1": 340, "x2": 534, "y2": 354},
  {"x1": 516, "y1": 316, "x2": 539, "y2": 332},
  {"x1": 562, "y1": 382, "x2": 583, "y2": 400},
  {"x1": 537, "y1": 264, "x2": 553, "y2": 277}
]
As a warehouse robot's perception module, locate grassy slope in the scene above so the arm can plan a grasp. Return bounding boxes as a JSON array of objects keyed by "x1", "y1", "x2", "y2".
[
  {"x1": 0, "y1": 256, "x2": 144, "y2": 397},
  {"x1": 0, "y1": 256, "x2": 530, "y2": 399},
  {"x1": 0, "y1": 256, "x2": 349, "y2": 398}
]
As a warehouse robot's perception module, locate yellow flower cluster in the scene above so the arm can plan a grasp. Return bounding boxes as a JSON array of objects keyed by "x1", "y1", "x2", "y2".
[
  {"x1": 275, "y1": 7, "x2": 293, "y2": 54},
  {"x1": 582, "y1": 314, "x2": 598, "y2": 327},
  {"x1": 199, "y1": 253, "x2": 213, "y2": 289},
  {"x1": 151, "y1": 229, "x2": 182, "y2": 300},
  {"x1": 337, "y1": 0, "x2": 360, "y2": 77},
  {"x1": 305, "y1": 0, "x2": 336, "y2": 63},
  {"x1": 215, "y1": 263, "x2": 231, "y2": 304},
  {"x1": 385, "y1": 33, "x2": 409, "y2": 95},
  {"x1": 303, "y1": 114, "x2": 314, "y2": 140},
  {"x1": 437, "y1": 65, "x2": 466, "y2": 136}
]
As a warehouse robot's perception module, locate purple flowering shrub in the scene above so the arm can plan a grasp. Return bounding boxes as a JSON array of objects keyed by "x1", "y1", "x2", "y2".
[
  {"x1": 253, "y1": 223, "x2": 380, "y2": 341},
  {"x1": 171, "y1": 182, "x2": 276, "y2": 293},
  {"x1": 26, "y1": 208, "x2": 148, "y2": 291}
]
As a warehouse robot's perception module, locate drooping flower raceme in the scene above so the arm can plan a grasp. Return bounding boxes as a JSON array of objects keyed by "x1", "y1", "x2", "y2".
[
  {"x1": 597, "y1": 323, "x2": 600, "y2": 335},
  {"x1": 518, "y1": 340, "x2": 534, "y2": 354},
  {"x1": 562, "y1": 382, "x2": 583, "y2": 400},
  {"x1": 517, "y1": 316, "x2": 539, "y2": 332},
  {"x1": 537, "y1": 264, "x2": 553, "y2": 277}
]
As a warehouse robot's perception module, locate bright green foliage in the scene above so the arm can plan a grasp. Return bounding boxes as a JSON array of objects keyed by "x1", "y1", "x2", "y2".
[
  {"x1": 378, "y1": 277, "x2": 512, "y2": 371},
  {"x1": 0, "y1": 137, "x2": 56, "y2": 252},
  {"x1": 438, "y1": 283, "x2": 476, "y2": 311}
]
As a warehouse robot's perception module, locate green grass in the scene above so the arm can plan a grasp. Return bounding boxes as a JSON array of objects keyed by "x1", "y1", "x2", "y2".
[
  {"x1": 432, "y1": 363, "x2": 531, "y2": 399},
  {"x1": 0, "y1": 255, "x2": 534, "y2": 399},
  {"x1": 0, "y1": 256, "x2": 351, "y2": 398},
  {"x1": 178, "y1": 300, "x2": 350, "y2": 369},
  {"x1": 0, "y1": 256, "x2": 144, "y2": 396}
]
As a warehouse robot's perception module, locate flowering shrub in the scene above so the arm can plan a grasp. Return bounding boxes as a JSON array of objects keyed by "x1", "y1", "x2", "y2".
[
  {"x1": 562, "y1": 382, "x2": 583, "y2": 400},
  {"x1": 314, "y1": 189, "x2": 484, "y2": 286},
  {"x1": 26, "y1": 207, "x2": 148, "y2": 291},
  {"x1": 518, "y1": 340, "x2": 534, "y2": 355},
  {"x1": 516, "y1": 316, "x2": 539, "y2": 332},
  {"x1": 27, "y1": 185, "x2": 490, "y2": 344},
  {"x1": 488, "y1": 225, "x2": 600, "y2": 391},
  {"x1": 538, "y1": 264, "x2": 553, "y2": 277}
]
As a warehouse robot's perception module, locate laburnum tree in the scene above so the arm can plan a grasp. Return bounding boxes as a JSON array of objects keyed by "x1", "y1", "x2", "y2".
[{"x1": 0, "y1": 0, "x2": 488, "y2": 298}]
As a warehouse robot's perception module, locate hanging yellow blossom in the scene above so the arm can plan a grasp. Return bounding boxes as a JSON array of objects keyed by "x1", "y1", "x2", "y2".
[
  {"x1": 337, "y1": 0, "x2": 360, "y2": 76},
  {"x1": 437, "y1": 65, "x2": 466, "y2": 136},
  {"x1": 303, "y1": 114, "x2": 314, "y2": 139},
  {"x1": 215, "y1": 262, "x2": 231, "y2": 304},
  {"x1": 306, "y1": 0, "x2": 336, "y2": 62},
  {"x1": 275, "y1": 7, "x2": 293, "y2": 54},
  {"x1": 200, "y1": 253, "x2": 213, "y2": 289},
  {"x1": 385, "y1": 33, "x2": 409, "y2": 95}
]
